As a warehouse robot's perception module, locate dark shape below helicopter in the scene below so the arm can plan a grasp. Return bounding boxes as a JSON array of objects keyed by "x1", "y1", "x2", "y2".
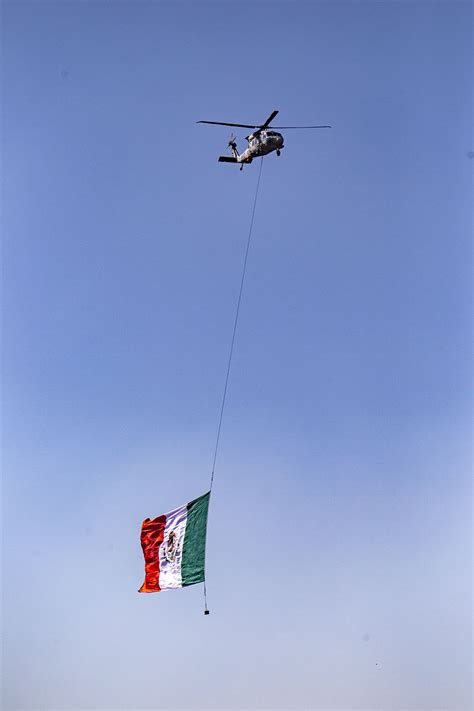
[{"x1": 197, "y1": 109, "x2": 331, "y2": 170}]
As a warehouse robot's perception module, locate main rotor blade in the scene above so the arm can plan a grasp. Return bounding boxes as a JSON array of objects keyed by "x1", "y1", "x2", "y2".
[
  {"x1": 271, "y1": 125, "x2": 332, "y2": 129},
  {"x1": 197, "y1": 120, "x2": 258, "y2": 129},
  {"x1": 260, "y1": 110, "x2": 279, "y2": 129}
]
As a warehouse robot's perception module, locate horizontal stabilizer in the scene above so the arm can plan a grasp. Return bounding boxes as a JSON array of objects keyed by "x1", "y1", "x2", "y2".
[{"x1": 218, "y1": 156, "x2": 238, "y2": 163}]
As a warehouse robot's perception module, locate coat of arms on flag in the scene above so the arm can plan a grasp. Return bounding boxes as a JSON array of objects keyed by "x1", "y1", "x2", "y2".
[{"x1": 139, "y1": 491, "x2": 210, "y2": 593}]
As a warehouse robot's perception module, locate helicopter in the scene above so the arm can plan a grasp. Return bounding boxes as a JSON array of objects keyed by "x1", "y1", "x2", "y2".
[{"x1": 197, "y1": 110, "x2": 331, "y2": 170}]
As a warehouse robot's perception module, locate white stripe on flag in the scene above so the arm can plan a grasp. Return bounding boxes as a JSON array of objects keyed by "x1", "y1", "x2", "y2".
[{"x1": 158, "y1": 503, "x2": 187, "y2": 590}]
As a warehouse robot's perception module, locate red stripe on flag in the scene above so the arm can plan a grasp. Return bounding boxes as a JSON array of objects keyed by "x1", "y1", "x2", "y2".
[{"x1": 138, "y1": 515, "x2": 166, "y2": 592}]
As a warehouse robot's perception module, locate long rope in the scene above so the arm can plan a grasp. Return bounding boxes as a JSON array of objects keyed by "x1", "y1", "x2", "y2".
[
  {"x1": 204, "y1": 158, "x2": 264, "y2": 615},
  {"x1": 209, "y1": 157, "x2": 264, "y2": 493}
]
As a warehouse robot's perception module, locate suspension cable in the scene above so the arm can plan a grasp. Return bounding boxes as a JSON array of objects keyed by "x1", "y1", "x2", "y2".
[
  {"x1": 204, "y1": 158, "x2": 264, "y2": 615},
  {"x1": 209, "y1": 158, "x2": 264, "y2": 492}
]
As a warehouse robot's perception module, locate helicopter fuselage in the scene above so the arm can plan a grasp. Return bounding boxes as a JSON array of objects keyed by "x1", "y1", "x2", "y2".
[{"x1": 238, "y1": 130, "x2": 284, "y2": 163}]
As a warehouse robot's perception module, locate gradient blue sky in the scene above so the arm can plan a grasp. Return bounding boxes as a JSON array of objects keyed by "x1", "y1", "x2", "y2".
[{"x1": 2, "y1": 1, "x2": 472, "y2": 710}]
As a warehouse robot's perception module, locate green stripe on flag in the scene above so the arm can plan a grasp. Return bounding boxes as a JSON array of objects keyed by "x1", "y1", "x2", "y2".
[{"x1": 181, "y1": 491, "x2": 210, "y2": 587}]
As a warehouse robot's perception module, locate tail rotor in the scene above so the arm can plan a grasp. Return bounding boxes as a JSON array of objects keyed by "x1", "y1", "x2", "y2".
[{"x1": 217, "y1": 133, "x2": 240, "y2": 166}]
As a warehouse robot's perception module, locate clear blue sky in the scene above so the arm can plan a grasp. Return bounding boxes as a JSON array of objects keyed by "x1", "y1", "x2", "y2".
[{"x1": 2, "y1": 1, "x2": 472, "y2": 709}]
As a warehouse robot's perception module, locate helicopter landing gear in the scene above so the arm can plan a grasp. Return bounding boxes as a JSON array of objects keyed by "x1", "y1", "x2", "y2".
[{"x1": 276, "y1": 149, "x2": 281, "y2": 156}]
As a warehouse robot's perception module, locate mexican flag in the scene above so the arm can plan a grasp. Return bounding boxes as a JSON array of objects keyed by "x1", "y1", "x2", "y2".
[{"x1": 139, "y1": 491, "x2": 210, "y2": 593}]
